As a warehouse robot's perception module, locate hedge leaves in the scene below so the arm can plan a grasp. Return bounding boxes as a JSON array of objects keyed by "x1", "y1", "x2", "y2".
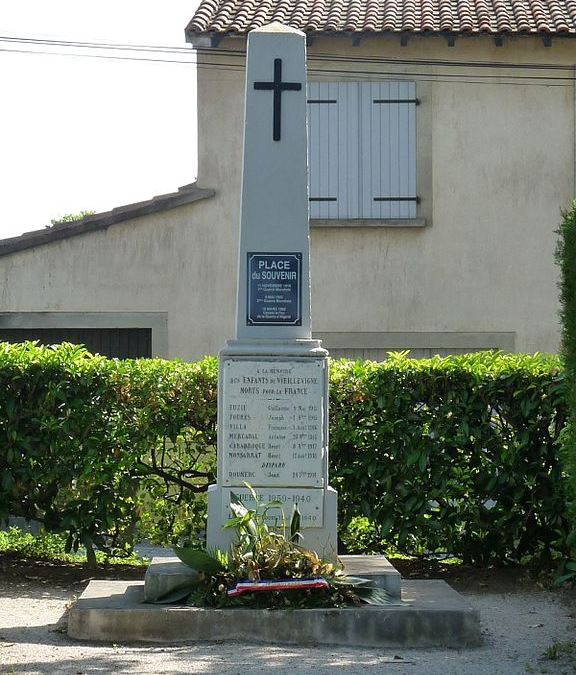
[{"x1": 0, "y1": 342, "x2": 570, "y2": 566}]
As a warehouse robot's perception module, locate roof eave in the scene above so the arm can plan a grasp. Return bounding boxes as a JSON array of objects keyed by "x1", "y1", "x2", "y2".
[
  {"x1": 0, "y1": 183, "x2": 215, "y2": 259},
  {"x1": 185, "y1": 27, "x2": 576, "y2": 45}
]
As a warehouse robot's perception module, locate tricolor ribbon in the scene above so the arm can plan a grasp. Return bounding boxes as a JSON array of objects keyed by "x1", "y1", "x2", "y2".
[{"x1": 227, "y1": 577, "x2": 329, "y2": 597}]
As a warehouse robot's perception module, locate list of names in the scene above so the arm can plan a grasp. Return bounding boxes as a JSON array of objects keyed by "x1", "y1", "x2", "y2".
[{"x1": 221, "y1": 359, "x2": 325, "y2": 487}]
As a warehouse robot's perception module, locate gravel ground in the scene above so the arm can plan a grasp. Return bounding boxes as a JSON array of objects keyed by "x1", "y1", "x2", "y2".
[{"x1": 0, "y1": 574, "x2": 575, "y2": 675}]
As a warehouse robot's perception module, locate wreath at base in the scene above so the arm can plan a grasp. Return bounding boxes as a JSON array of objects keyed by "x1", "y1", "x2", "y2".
[{"x1": 151, "y1": 484, "x2": 390, "y2": 609}]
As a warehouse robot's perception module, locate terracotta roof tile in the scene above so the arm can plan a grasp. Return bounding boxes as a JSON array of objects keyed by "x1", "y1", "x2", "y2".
[
  {"x1": 422, "y1": 0, "x2": 439, "y2": 31},
  {"x1": 438, "y1": 0, "x2": 454, "y2": 31},
  {"x1": 186, "y1": 0, "x2": 576, "y2": 34}
]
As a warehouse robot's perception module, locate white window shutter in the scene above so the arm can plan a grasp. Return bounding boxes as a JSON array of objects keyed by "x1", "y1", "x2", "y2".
[
  {"x1": 307, "y1": 82, "x2": 341, "y2": 218},
  {"x1": 360, "y1": 81, "x2": 417, "y2": 219},
  {"x1": 307, "y1": 81, "x2": 417, "y2": 219},
  {"x1": 337, "y1": 82, "x2": 360, "y2": 219}
]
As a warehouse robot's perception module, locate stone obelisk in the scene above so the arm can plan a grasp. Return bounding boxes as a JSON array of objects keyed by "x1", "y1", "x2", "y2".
[{"x1": 206, "y1": 22, "x2": 337, "y2": 560}]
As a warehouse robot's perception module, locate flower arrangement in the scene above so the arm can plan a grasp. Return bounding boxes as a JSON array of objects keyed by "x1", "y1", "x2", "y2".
[{"x1": 157, "y1": 483, "x2": 389, "y2": 608}]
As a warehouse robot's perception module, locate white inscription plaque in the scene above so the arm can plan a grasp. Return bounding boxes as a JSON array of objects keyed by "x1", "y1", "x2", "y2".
[
  {"x1": 222, "y1": 487, "x2": 324, "y2": 527},
  {"x1": 221, "y1": 359, "x2": 325, "y2": 487}
]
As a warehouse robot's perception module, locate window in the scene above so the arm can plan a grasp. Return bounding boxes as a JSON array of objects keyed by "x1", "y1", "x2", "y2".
[{"x1": 307, "y1": 81, "x2": 417, "y2": 220}]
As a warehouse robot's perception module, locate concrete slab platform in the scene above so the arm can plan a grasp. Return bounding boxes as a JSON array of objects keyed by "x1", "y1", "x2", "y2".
[{"x1": 68, "y1": 579, "x2": 481, "y2": 648}]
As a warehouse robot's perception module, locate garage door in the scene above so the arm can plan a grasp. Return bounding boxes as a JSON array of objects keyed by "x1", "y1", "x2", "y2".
[{"x1": 0, "y1": 327, "x2": 152, "y2": 359}]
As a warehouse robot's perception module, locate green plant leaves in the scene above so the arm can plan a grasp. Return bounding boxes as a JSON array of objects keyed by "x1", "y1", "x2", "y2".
[
  {"x1": 0, "y1": 341, "x2": 217, "y2": 563},
  {"x1": 290, "y1": 503, "x2": 301, "y2": 543},
  {"x1": 173, "y1": 546, "x2": 225, "y2": 573},
  {"x1": 330, "y1": 352, "x2": 569, "y2": 566},
  {"x1": 556, "y1": 201, "x2": 576, "y2": 583},
  {"x1": 354, "y1": 587, "x2": 394, "y2": 605}
]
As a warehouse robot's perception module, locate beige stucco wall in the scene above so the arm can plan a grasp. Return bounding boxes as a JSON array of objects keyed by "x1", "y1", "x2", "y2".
[
  {"x1": 0, "y1": 34, "x2": 573, "y2": 358},
  {"x1": 0, "y1": 199, "x2": 235, "y2": 360},
  {"x1": 196, "y1": 34, "x2": 576, "y2": 354}
]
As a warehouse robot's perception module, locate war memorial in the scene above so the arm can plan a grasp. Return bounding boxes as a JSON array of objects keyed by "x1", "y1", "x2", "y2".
[{"x1": 68, "y1": 23, "x2": 480, "y2": 648}]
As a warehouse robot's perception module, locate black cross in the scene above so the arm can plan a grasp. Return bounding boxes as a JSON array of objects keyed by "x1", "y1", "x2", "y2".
[{"x1": 254, "y1": 58, "x2": 302, "y2": 142}]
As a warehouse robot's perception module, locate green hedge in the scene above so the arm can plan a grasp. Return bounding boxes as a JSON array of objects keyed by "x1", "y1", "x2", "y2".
[
  {"x1": 556, "y1": 200, "x2": 576, "y2": 576},
  {"x1": 330, "y1": 352, "x2": 568, "y2": 565},
  {"x1": 0, "y1": 342, "x2": 217, "y2": 564},
  {"x1": 0, "y1": 342, "x2": 570, "y2": 566}
]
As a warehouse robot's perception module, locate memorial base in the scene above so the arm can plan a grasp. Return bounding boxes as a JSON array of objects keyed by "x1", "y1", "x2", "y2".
[
  {"x1": 68, "y1": 575, "x2": 481, "y2": 648},
  {"x1": 220, "y1": 338, "x2": 327, "y2": 358},
  {"x1": 207, "y1": 483, "x2": 338, "y2": 561},
  {"x1": 209, "y1": 337, "x2": 338, "y2": 561}
]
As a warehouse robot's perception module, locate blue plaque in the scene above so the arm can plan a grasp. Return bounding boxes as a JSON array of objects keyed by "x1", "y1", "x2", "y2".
[{"x1": 247, "y1": 252, "x2": 302, "y2": 325}]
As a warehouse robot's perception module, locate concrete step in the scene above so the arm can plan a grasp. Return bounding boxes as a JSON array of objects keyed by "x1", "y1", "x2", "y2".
[
  {"x1": 340, "y1": 554, "x2": 402, "y2": 597},
  {"x1": 68, "y1": 579, "x2": 481, "y2": 648}
]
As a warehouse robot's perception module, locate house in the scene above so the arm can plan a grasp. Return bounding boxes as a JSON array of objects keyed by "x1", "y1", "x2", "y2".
[{"x1": 0, "y1": 0, "x2": 574, "y2": 360}]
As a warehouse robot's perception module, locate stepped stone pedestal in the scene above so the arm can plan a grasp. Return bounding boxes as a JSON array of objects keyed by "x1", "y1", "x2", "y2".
[
  {"x1": 69, "y1": 560, "x2": 481, "y2": 648},
  {"x1": 66, "y1": 555, "x2": 480, "y2": 648}
]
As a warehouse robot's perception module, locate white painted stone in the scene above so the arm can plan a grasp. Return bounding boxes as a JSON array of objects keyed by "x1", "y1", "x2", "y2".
[
  {"x1": 235, "y1": 23, "x2": 310, "y2": 341},
  {"x1": 207, "y1": 484, "x2": 338, "y2": 560},
  {"x1": 206, "y1": 23, "x2": 338, "y2": 561},
  {"x1": 221, "y1": 359, "x2": 326, "y2": 487}
]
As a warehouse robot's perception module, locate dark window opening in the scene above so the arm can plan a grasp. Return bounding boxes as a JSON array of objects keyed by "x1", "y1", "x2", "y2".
[{"x1": 0, "y1": 328, "x2": 152, "y2": 359}]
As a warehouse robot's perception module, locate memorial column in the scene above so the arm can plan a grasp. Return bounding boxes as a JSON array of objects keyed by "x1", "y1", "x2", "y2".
[{"x1": 206, "y1": 22, "x2": 337, "y2": 560}]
